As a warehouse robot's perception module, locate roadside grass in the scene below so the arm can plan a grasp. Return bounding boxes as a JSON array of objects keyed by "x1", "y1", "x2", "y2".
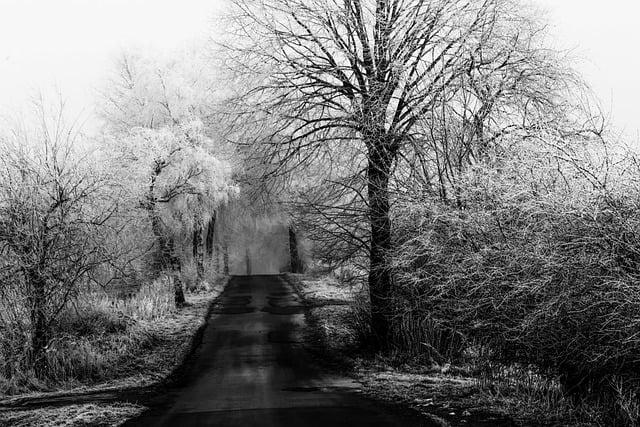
[
  {"x1": 287, "y1": 272, "x2": 604, "y2": 427},
  {"x1": 0, "y1": 274, "x2": 225, "y2": 426},
  {"x1": 0, "y1": 403, "x2": 144, "y2": 427},
  {"x1": 3, "y1": 277, "x2": 168, "y2": 395}
]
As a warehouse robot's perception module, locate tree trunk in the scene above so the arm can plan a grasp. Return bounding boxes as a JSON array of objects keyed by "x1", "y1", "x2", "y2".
[
  {"x1": 205, "y1": 211, "x2": 217, "y2": 260},
  {"x1": 205, "y1": 212, "x2": 216, "y2": 274},
  {"x1": 205, "y1": 211, "x2": 216, "y2": 257},
  {"x1": 173, "y1": 275, "x2": 185, "y2": 306},
  {"x1": 150, "y1": 210, "x2": 169, "y2": 270},
  {"x1": 30, "y1": 272, "x2": 48, "y2": 378},
  {"x1": 146, "y1": 168, "x2": 184, "y2": 305},
  {"x1": 152, "y1": 218, "x2": 184, "y2": 306},
  {"x1": 167, "y1": 237, "x2": 185, "y2": 306},
  {"x1": 245, "y1": 247, "x2": 251, "y2": 275},
  {"x1": 367, "y1": 144, "x2": 394, "y2": 347},
  {"x1": 148, "y1": 170, "x2": 168, "y2": 271},
  {"x1": 215, "y1": 244, "x2": 221, "y2": 273},
  {"x1": 223, "y1": 241, "x2": 229, "y2": 275},
  {"x1": 193, "y1": 213, "x2": 204, "y2": 282},
  {"x1": 288, "y1": 226, "x2": 303, "y2": 273},
  {"x1": 153, "y1": 225, "x2": 184, "y2": 306},
  {"x1": 174, "y1": 279, "x2": 185, "y2": 305}
]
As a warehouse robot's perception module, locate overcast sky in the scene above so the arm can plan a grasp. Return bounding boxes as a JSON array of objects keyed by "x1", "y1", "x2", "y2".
[
  {"x1": 0, "y1": 0, "x2": 224, "y2": 121},
  {"x1": 537, "y1": 0, "x2": 640, "y2": 138},
  {"x1": 0, "y1": 0, "x2": 638, "y2": 137}
]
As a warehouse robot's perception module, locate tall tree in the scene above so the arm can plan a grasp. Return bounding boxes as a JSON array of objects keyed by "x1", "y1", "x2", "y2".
[
  {"x1": 100, "y1": 48, "x2": 238, "y2": 303},
  {"x1": 226, "y1": 0, "x2": 566, "y2": 343}
]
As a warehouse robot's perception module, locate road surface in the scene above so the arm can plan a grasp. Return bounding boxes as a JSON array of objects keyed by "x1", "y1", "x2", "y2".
[{"x1": 124, "y1": 275, "x2": 433, "y2": 426}]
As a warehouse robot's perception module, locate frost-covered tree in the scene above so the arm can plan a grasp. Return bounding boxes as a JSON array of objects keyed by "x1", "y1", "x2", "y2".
[
  {"x1": 0, "y1": 101, "x2": 128, "y2": 376},
  {"x1": 99, "y1": 47, "x2": 219, "y2": 131},
  {"x1": 99, "y1": 47, "x2": 238, "y2": 303},
  {"x1": 226, "y1": 0, "x2": 587, "y2": 344}
]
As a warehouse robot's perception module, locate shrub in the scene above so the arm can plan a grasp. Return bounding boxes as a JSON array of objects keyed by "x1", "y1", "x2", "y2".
[
  {"x1": 391, "y1": 141, "x2": 640, "y2": 417},
  {"x1": 0, "y1": 277, "x2": 177, "y2": 395}
]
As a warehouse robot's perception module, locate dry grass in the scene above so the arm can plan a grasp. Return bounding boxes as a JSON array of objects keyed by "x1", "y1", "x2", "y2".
[
  {"x1": 294, "y1": 271, "x2": 608, "y2": 426},
  {"x1": 0, "y1": 275, "x2": 224, "y2": 398},
  {"x1": 0, "y1": 403, "x2": 144, "y2": 427},
  {"x1": 78, "y1": 280, "x2": 176, "y2": 322},
  {"x1": 0, "y1": 275, "x2": 225, "y2": 427},
  {"x1": 291, "y1": 274, "x2": 357, "y2": 305},
  {"x1": 0, "y1": 277, "x2": 173, "y2": 395},
  {"x1": 355, "y1": 363, "x2": 602, "y2": 427}
]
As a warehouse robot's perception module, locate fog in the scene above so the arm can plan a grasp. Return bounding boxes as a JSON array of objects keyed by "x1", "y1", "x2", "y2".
[{"x1": 226, "y1": 220, "x2": 291, "y2": 276}]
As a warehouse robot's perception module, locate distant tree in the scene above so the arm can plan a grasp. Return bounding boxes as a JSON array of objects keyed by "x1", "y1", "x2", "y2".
[
  {"x1": 99, "y1": 48, "x2": 237, "y2": 303},
  {"x1": 99, "y1": 48, "x2": 219, "y2": 132},
  {"x1": 288, "y1": 225, "x2": 303, "y2": 273}
]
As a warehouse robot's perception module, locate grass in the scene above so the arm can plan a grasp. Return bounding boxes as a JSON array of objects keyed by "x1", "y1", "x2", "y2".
[
  {"x1": 0, "y1": 277, "x2": 173, "y2": 395},
  {"x1": 0, "y1": 273, "x2": 225, "y2": 426},
  {"x1": 0, "y1": 403, "x2": 144, "y2": 427},
  {"x1": 288, "y1": 272, "x2": 607, "y2": 427}
]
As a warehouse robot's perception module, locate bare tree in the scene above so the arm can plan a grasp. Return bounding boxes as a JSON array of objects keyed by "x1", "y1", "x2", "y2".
[
  {"x1": 0, "y1": 102, "x2": 121, "y2": 376},
  {"x1": 226, "y1": 0, "x2": 570, "y2": 343}
]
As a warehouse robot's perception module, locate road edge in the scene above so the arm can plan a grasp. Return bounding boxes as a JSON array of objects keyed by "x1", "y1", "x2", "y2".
[{"x1": 0, "y1": 277, "x2": 231, "y2": 412}]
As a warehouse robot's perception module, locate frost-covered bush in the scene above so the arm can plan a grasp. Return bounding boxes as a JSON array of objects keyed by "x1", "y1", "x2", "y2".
[{"x1": 392, "y1": 139, "x2": 640, "y2": 399}]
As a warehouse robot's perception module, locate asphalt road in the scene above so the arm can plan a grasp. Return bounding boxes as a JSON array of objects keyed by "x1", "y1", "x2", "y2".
[{"x1": 124, "y1": 275, "x2": 433, "y2": 427}]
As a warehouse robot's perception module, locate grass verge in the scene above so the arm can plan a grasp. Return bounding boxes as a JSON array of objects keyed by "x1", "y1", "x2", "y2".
[
  {"x1": 0, "y1": 403, "x2": 144, "y2": 427},
  {"x1": 285, "y1": 272, "x2": 600, "y2": 427},
  {"x1": 0, "y1": 277, "x2": 226, "y2": 426}
]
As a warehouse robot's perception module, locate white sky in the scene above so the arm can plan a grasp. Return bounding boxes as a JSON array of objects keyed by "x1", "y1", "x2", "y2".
[
  {"x1": 0, "y1": 0, "x2": 225, "y2": 121},
  {"x1": 0, "y1": 0, "x2": 638, "y2": 137},
  {"x1": 536, "y1": 0, "x2": 640, "y2": 139}
]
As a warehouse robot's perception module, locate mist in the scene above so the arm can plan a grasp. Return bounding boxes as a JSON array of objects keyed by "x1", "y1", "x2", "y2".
[{"x1": 227, "y1": 220, "x2": 291, "y2": 276}]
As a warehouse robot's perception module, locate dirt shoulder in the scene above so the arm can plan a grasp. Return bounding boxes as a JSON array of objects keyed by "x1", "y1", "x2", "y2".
[{"x1": 0, "y1": 284, "x2": 225, "y2": 427}]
